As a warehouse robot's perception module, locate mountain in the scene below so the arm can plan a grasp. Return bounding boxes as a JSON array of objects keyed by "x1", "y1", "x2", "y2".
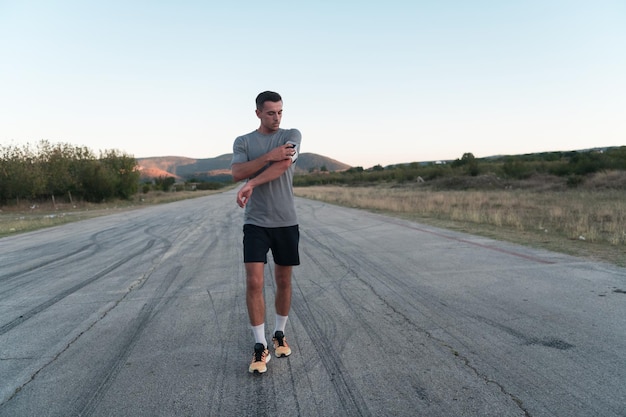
[{"x1": 137, "y1": 153, "x2": 351, "y2": 181}]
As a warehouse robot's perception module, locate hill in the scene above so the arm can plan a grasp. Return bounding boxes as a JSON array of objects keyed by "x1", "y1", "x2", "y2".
[{"x1": 137, "y1": 153, "x2": 351, "y2": 181}]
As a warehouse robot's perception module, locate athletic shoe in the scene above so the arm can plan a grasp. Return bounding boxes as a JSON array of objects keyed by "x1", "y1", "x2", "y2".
[
  {"x1": 272, "y1": 331, "x2": 292, "y2": 357},
  {"x1": 249, "y1": 343, "x2": 271, "y2": 374}
]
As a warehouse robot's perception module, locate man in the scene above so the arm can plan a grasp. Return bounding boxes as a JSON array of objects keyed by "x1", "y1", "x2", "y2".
[{"x1": 231, "y1": 91, "x2": 302, "y2": 374}]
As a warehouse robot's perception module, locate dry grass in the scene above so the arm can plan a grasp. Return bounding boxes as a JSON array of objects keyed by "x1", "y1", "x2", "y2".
[{"x1": 294, "y1": 184, "x2": 626, "y2": 267}]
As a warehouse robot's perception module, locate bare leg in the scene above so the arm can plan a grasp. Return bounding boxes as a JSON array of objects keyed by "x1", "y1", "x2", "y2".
[
  {"x1": 245, "y1": 262, "x2": 266, "y2": 326},
  {"x1": 274, "y1": 264, "x2": 292, "y2": 316}
]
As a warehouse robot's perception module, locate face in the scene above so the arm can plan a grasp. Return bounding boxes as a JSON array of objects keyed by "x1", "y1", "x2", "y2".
[{"x1": 256, "y1": 100, "x2": 283, "y2": 134}]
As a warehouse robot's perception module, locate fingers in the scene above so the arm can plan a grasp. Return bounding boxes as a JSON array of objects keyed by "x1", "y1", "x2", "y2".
[
  {"x1": 237, "y1": 189, "x2": 250, "y2": 208},
  {"x1": 273, "y1": 144, "x2": 295, "y2": 161},
  {"x1": 283, "y1": 145, "x2": 295, "y2": 159}
]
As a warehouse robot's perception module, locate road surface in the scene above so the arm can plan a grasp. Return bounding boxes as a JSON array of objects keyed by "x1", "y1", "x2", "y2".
[{"x1": 1, "y1": 190, "x2": 625, "y2": 416}]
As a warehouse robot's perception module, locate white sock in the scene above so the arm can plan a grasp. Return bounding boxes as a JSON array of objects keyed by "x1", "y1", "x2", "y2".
[
  {"x1": 274, "y1": 314, "x2": 288, "y2": 334},
  {"x1": 251, "y1": 323, "x2": 267, "y2": 347}
]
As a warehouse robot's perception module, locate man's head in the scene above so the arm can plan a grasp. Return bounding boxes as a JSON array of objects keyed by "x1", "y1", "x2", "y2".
[
  {"x1": 255, "y1": 91, "x2": 283, "y2": 134},
  {"x1": 255, "y1": 91, "x2": 282, "y2": 110}
]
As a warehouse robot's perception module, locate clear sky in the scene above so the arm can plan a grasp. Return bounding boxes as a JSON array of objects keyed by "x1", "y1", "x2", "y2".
[{"x1": 1, "y1": 1, "x2": 625, "y2": 168}]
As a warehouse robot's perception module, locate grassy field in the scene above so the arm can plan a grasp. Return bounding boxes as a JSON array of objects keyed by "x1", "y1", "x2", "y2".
[{"x1": 294, "y1": 182, "x2": 625, "y2": 267}]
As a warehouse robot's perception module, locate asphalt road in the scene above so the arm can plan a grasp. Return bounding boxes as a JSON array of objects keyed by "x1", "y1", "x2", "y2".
[{"x1": 1, "y1": 189, "x2": 625, "y2": 417}]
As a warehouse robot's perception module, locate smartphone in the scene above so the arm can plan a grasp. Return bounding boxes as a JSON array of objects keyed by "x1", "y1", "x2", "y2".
[{"x1": 286, "y1": 141, "x2": 298, "y2": 162}]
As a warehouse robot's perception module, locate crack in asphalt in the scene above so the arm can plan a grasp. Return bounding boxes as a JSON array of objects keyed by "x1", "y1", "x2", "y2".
[
  {"x1": 300, "y1": 217, "x2": 534, "y2": 417},
  {"x1": 0, "y1": 250, "x2": 162, "y2": 407}
]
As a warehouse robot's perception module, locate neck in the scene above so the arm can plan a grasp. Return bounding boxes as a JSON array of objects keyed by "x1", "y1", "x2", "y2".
[{"x1": 258, "y1": 127, "x2": 279, "y2": 135}]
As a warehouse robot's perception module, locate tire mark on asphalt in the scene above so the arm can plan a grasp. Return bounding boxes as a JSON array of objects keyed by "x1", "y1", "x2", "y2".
[
  {"x1": 0, "y1": 239, "x2": 156, "y2": 336},
  {"x1": 291, "y1": 290, "x2": 372, "y2": 416},
  {"x1": 283, "y1": 353, "x2": 304, "y2": 417},
  {"x1": 301, "y1": 227, "x2": 436, "y2": 405},
  {"x1": 0, "y1": 222, "x2": 147, "y2": 294},
  {"x1": 0, "y1": 243, "x2": 96, "y2": 284},
  {"x1": 89, "y1": 222, "x2": 147, "y2": 247},
  {"x1": 79, "y1": 217, "x2": 220, "y2": 415},
  {"x1": 0, "y1": 239, "x2": 173, "y2": 408},
  {"x1": 303, "y1": 228, "x2": 422, "y2": 361},
  {"x1": 289, "y1": 242, "x2": 373, "y2": 417},
  {"x1": 354, "y1": 258, "x2": 536, "y2": 417},
  {"x1": 79, "y1": 264, "x2": 183, "y2": 416},
  {"x1": 151, "y1": 236, "x2": 220, "y2": 323},
  {"x1": 298, "y1": 204, "x2": 536, "y2": 416},
  {"x1": 302, "y1": 218, "x2": 535, "y2": 417},
  {"x1": 0, "y1": 198, "x2": 232, "y2": 412}
]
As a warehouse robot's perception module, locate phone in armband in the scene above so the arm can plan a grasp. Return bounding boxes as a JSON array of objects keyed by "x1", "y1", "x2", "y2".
[{"x1": 286, "y1": 141, "x2": 298, "y2": 162}]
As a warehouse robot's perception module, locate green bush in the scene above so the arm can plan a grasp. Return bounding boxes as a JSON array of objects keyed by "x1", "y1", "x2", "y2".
[
  {"x1": 293, "y1": 148, "x2": 626, "y2": 188},
  {"x1": 0, "y1": 140, "x2": 139, "y2": 203}
]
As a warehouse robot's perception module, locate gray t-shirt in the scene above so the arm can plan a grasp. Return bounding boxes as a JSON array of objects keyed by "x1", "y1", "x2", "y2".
[{"x1": 231, "y1": 128, "x2": 302, "y2": 227}]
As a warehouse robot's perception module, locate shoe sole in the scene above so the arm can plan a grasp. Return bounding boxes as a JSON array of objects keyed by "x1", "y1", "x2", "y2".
[
  {"x1": 249, "y1": 353, "x2": 271, "y2": 374},
  {"x1": 273, "y1": 338, "x2": 291, "y2": 358}
]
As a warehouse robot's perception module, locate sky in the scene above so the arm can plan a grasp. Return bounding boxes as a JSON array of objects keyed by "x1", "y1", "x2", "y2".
[{"x1": 1, "y1": 1, "x2": 625, "y2": 168}]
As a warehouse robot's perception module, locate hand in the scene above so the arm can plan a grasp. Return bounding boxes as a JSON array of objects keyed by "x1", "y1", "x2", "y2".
[
  {"x1": 268, "y1": 144, "x2": 296, "y2": 162},
  {"x1": 237, "y1": 182, "x2": 253, "y2": 208}
]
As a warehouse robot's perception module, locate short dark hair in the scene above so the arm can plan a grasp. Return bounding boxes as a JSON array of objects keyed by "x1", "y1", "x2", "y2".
[{"x1": 256, "y1": 91, "x2": 282, "y2": 110}]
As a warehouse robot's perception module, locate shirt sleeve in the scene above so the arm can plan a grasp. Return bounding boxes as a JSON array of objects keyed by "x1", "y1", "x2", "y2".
[
  {"x1": 231, "y1": 136, "x2": 248, "y2": 166},
  {"x1": 284, "y1": 129, "x2": 302, "y2": 148}
]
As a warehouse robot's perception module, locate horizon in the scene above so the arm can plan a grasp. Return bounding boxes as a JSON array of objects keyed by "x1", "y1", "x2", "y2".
[
  {"x1": 1, "y1": 2, "x2": 625, "y2": 167},
  {"x1": 136, "y1": 144, "x2": 619, "y2": 170}
]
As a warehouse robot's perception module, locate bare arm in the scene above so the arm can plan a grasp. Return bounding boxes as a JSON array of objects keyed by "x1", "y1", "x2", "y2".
[
  {"x1": 236, "y1": 159, "x2": 292, "y2": 208},
  {"x1": 231, "y1": 144, "x2": 295, "y2": 182}
]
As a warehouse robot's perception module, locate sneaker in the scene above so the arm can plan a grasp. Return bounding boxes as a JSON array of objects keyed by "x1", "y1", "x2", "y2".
[
  {"x1": 272, "y1": 331, "x2": 292, "y2": 357},
  {"x1": 249, "y1": 343, "x2": 271, "y2": 374}
]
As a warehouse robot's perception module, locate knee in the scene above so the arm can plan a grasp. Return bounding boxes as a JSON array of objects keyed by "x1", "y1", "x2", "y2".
[
  {"x1": 273, "y1": 265, "x2": 292, "y2": 292},
  {"x1": 275, "y1": 274, "x2": 292, "y2": 291},
  {"x1": 247, "y1": 274, "x2": 264, "y2": 293}
]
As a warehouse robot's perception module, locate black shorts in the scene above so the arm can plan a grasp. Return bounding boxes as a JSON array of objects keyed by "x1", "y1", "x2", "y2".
[{"x1": 243, "y1": 224, "x2": 300, "y2": 266}]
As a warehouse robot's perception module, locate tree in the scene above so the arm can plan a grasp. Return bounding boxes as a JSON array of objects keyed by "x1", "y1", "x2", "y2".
[
  {"x1": 452, "y1": 152, "x2": 480, "y2": 176},
  {"x1": 155, "y1": 176, "x2": 176, "y2": 191},
  {"x1": 0, "y1": 143, "x2": 44, "y2": 202},
  {"x1": 81, "y1": 161, "x2": 117, "y2": 201},
  {"x1": 100, "y1": 149, "x2": 140, "y2": 199}
]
